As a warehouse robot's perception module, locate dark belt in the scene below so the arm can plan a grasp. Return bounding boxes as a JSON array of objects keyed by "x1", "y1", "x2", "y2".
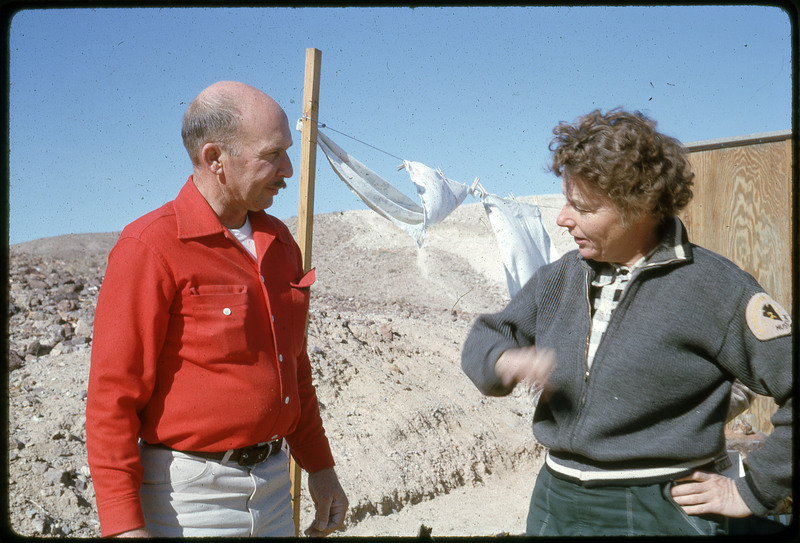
[{"x1": 147, "y1": 439, "x2": 283, "y2": 467}]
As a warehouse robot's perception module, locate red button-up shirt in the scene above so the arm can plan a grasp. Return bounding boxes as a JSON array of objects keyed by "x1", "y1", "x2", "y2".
[{"x1": 86, "y1": 178, "x2": 333, "y2": 536}]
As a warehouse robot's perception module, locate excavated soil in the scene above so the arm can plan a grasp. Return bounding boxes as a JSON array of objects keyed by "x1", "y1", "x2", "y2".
[{"x1": 7, "y1": 195, "x2": 772, "y2": 537}]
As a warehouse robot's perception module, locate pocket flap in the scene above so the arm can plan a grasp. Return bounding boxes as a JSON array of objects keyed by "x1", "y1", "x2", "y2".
[{"x1": 290, "y1": 268, "x2": 315, "y2": 289}]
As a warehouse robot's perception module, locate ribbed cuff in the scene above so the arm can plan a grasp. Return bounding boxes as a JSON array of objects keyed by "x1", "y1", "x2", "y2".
[{"x1": 735, "y1": 473, "x2": 773, "y2": 517}]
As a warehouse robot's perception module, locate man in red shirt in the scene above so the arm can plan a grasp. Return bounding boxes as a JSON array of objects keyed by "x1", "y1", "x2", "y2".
[{"x1": 86, "y1": 81, "x2": 348, "y2": 537}]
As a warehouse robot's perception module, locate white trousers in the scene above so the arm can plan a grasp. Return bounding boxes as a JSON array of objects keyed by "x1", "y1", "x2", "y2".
[{"x1": 138, "y1": 442, "x2": 294, "y2": 537}]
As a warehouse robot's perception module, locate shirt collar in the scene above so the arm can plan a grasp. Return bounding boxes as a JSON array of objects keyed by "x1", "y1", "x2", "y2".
[
  {"x1": 173, "y1": 176, "x2": 293, "y2": 245},
  {"x1": 642, "y1": 216, "x2": 693, "y2": 268},
  {"x1": 592, "y1": 257, "x2": 645, "y2": 287},
  {"x1": 173, "y1": 177, "x2": 226, "y2": 240}
]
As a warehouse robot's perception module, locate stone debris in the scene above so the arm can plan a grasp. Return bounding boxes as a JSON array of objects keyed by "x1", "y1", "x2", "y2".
[
  {"x1": 8, "y1": 211, "x2": 561, "y2": 538},
  {"x1": 7, "y1": 223, "x2": 549, "y2": 538},
  {"x1": 9, "y1": 205, "x2": 785, "y2": 537}
]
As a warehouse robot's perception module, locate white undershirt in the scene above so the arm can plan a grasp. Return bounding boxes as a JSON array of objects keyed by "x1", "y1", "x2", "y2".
[{"x1": 229, "y1": 216, "x2": 257, "y2": 261}]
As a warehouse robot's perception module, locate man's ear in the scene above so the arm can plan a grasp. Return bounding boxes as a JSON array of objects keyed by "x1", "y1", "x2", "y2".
[{"x1": 200, "y1": 143, "x2": 224, "y2": 175}]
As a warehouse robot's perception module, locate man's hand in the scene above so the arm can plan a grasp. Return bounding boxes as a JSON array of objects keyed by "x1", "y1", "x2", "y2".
[
  {"x1": 670, "y1": 470, "x2": 752, "y2": 517},
  {"x1": 305, "y1": 467, "x2": 348, "y2": 537},
  {"x1": 494, "y1": 345, "x2": 556, "y2": 391}
]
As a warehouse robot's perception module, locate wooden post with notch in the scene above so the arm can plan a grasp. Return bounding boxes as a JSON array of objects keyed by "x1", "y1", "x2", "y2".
[{"x1": 292, "y1": 46, "x2": 321, "y2": 537}]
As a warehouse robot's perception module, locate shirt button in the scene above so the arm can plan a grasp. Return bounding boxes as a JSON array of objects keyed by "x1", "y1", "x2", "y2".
[
  {"x1": 261, "y1": 275, "x2": 265, "y2": 282},
  {"x1": 271, "y1": 434, "x2": 279, "y2": 440},
  {"x1": 223, "y1": 307, "x2": 232, "y2": 316},
  {"x1": 271, "y1": 315, "x2": 275, "y2": 323},
  {"x1": 285, "y1": 397, "x2": 290, "y2": 404},
  {"x1": 279, "y1": 354, "x2": 283, "y2": 362}
]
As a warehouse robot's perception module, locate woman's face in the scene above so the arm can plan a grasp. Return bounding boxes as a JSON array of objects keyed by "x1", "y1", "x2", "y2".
[{"x1": 556, "y1": 177, "x2": 660, "y2": 267}]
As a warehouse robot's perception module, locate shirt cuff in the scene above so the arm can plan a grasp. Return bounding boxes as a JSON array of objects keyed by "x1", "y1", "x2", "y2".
[
  {"x1": 97, "y1": 495, "x2": 146, "y2": 537},
  {"x1": 287, "y1": 434, "x2": 335, "y2": 473}
]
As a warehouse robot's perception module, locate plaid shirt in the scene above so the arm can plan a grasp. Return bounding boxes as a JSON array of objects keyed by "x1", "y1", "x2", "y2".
[{"x1": 586, "y1": 259, "x2": 644, "y2": 368}]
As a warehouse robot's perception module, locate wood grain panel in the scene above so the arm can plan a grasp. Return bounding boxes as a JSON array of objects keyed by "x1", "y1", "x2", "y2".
[
  {"x1": 684, "y1": 141, "x2": 791, "y2": 308},
  {"x1": 680, "y1": 136, "x2": 792, "y2": 435}
]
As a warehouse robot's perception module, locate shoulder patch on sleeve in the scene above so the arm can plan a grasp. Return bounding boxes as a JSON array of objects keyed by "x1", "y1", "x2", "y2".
[{"x1": 746, "y1": 292, "x2": 792, "y2": 341}]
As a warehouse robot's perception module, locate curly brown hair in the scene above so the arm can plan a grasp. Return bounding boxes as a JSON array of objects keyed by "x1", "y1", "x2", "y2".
[{"x1": 549, "y1": 108, "x2": 694, "y2": 225}]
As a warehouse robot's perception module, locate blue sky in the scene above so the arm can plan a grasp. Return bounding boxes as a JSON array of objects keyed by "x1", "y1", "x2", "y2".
[{"x1": 7, "y1": 5, "x2": 793, "y2": 244}]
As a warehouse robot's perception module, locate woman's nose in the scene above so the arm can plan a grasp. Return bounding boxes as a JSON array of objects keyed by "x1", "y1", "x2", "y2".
[{"x1": 556, "y1": 204, "x2": 572, "y2": 228}]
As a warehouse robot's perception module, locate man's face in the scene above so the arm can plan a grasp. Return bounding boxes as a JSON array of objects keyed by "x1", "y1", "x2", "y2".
[
  {"x1": 221, "y1": 101, "x2": 293, "y2": 212},
  {"x1": 556, "y1": 177, "x2": 654, "y2": 267}
]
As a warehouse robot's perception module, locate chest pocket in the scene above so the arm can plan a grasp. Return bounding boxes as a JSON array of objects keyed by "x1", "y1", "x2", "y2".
[{"x1": 184, "y1": 285, "x2": 250, "y2": 363}]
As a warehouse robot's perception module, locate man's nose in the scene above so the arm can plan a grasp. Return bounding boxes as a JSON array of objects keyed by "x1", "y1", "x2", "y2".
[{"x1": 282, "y1": 153, "x2": 293, "y2": 178}]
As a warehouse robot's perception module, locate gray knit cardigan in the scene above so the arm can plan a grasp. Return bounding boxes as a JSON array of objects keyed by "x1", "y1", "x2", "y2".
[{"x1": 461, "y1": 218, "x2": 793, "y2": 516}]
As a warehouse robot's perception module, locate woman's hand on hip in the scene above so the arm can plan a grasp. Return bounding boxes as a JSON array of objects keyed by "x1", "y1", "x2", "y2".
[{"x1": 670, "y1": 470, "x2": 752, "y2": 518}]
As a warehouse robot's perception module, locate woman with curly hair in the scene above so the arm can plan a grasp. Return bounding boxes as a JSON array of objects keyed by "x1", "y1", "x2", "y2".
[{"x1": 462, "y1": 108, "x2": 792, "y2": 536}]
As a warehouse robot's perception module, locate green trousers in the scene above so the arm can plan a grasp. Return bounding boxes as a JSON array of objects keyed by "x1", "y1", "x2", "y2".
[{"x1": 527, "y1": 465, "x2": 729, "y2": 536}]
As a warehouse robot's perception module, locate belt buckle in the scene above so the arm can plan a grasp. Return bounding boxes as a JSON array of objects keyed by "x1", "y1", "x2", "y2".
[{"x1": 237, "y1": 442, "x2": 272, "y2": 466}]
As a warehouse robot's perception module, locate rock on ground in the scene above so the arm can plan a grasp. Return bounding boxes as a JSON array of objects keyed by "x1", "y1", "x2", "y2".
[
  {"x1": 7, "y1": 201, "x2": 559, "y2": 538},
  {"x1": 7, "y1": 198, "x2": 774, "y2": 537}
]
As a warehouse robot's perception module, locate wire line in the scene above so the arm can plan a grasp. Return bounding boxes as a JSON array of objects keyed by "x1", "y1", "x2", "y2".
[{"x1": 302, "y1": 116, "x2": 405, "y2": 162}]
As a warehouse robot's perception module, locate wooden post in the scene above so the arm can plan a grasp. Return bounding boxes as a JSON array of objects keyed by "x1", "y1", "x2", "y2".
[
  {"x1": 297, "y1": 48, "x2": 322, "y2": 272},
  {"x1": 291, "y1": 46, "x2": 321, "y2": 537}
]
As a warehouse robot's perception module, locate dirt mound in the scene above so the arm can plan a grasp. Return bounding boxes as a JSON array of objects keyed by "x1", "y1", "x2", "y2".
[
  {"x1": 7, "y1": 195, "x2": 775, "y2": 537},
  {"x1": 8, "y1": 198, "x2": 570, "y2": 537}
]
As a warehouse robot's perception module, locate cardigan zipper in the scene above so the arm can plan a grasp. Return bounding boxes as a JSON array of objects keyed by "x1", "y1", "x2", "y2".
[
  {"x1": 566, "y1": 269, "x2": 594, "y2": 452},
  {"x1": 582, "y1": 269, "x2": 592, "y2": 379}
]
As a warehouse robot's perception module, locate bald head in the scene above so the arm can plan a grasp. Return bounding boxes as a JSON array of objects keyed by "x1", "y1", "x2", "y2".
[
  {"x1": 181, "y1": 81, "x2": 285, "y2": 165},
  {"x1": 200, "y1": 80, "x2": 274, "y2": 103}
]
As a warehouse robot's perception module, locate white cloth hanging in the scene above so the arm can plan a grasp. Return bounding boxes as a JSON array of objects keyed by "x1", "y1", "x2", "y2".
[
  {"x1": 304, "y1": 120, "x2": 557, "y2": 297},
  {"x1": 315, "y1": 130, "x2": 426, "y2": 242},
  {"x1": 403, "y1": 160, "x2": 470, "y2": 234},
  {"x1": 479, "y1": 192, "x2": 558, "y2": 297},
  {"x1": 311, "y1": 125, "x2": 469, "y2": 246}
]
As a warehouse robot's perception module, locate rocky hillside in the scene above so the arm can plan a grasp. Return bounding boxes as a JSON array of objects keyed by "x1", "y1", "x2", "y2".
[
  {"x1": 6, "y1": 195, "x2": 783, "y2": 537},
  {"x1": 7, "y1": 197, "x2": 571, "y2": 537}
]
